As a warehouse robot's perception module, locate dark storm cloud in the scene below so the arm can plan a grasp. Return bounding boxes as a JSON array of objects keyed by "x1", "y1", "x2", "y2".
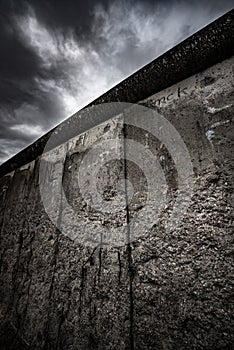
[
  {"x1": 0, "y1": 12, "x2": 40, "y2": 104},
  {"x1": 0, "y1": 0, "x2": 233, "y2": 164}
]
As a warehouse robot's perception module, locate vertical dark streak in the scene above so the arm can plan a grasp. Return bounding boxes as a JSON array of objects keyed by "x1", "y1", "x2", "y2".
[
  {"x1": 98, "y1": 247, "x2": 102, "y2": 284},
  {"x1": 123, "y1": 122, "x2": 135, "y2": 350},
  {"x1": 117, "y1": 251, "x2": 122, "y2": 283}
]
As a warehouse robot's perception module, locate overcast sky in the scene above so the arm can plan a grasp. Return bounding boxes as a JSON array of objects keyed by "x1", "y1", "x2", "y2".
[{"x1": 0, "y1": 0, "x2": 233, "y2": 164}]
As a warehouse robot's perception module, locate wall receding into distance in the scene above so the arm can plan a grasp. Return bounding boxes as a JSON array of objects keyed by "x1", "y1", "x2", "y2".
[{"x1": 0, "y1": 10, "x2": 233, "y2": 350}]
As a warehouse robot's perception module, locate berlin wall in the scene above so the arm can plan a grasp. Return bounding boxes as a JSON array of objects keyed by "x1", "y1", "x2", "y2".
[{"x1": 0, "y1": 10, "x2": 233, "y2": 350}]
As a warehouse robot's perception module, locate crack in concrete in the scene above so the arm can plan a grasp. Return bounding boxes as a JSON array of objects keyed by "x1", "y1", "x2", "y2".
[{"x1": 123, "y1": 122, "x2": 135, "y2": 350}]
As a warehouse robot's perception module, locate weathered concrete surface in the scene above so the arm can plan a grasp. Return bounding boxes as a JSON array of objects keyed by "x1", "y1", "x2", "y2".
[
  {"x1": 127, "y1": 56, "x2": 234, "y2": 350},
  {"x1": 0, "y1": 120, "x2": 132, "y2": 350},
  {"x1": 0, "y1": 12, "x2": 234, "y2": 350}
]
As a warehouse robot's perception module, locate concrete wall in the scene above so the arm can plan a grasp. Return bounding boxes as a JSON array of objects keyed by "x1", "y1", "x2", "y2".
[{"x1": 0, "y1": 12, "x2": 233, "y2": 350}]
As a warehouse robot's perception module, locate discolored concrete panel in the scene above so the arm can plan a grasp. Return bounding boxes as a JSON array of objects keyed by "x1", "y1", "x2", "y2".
[
  {"x1": 0, "y1": 117, "x2": 134, "y2": 350},
  {"x1": 126, "y1": 56, "x2": 234, "y2": 349}
]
